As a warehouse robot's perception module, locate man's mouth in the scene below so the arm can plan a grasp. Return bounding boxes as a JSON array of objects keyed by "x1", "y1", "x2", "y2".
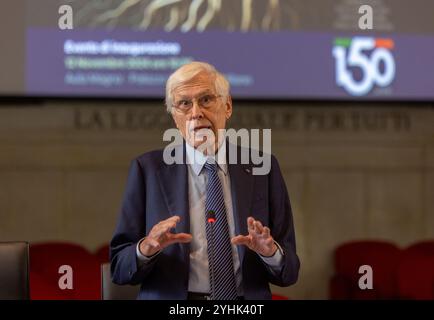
[{"x1": 192, "y1": 125, "x2": 212, "y2": 132}]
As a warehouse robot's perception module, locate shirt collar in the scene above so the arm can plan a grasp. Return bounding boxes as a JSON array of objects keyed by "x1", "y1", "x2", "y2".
[{"x1": 185, "y1": 141, "x2": 228, "y2": 176}]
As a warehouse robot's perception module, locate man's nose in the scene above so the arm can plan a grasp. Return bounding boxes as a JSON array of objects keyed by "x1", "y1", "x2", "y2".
[{"x1": 190, "y1": 100, "x2": 204, "y2": 119}]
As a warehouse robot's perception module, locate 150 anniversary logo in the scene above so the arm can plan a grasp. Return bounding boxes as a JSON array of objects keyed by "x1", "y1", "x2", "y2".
[{"x1": 333, "y1": 37, "x2": 396, "y2": 96}]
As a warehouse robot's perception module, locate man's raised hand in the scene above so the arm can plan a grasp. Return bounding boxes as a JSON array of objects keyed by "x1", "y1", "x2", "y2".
[
  {"x1": 231, "y1": 217, "x2": 278, "y2": 257},
  {"x1": 139, "y1": 215, "x2": 192, "y2": 257}
]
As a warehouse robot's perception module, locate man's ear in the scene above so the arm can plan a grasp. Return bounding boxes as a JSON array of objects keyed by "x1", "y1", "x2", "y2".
[{"x1": 225, "y1": 95, "x2": 233, "y2": 120}]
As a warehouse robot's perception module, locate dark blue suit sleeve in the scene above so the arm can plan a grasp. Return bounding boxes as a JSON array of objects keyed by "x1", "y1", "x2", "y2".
[
  {"x1": 110, "y1": 159, "x2": 158, "y2": 285},
  {"x1": 266, "y1": 155, "x2": 300, "y2": 286}
]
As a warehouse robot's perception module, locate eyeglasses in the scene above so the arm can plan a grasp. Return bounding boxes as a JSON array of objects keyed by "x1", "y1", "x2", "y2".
[{"x1": 173, "y1": 94, "x2": 222, "y2": 113}]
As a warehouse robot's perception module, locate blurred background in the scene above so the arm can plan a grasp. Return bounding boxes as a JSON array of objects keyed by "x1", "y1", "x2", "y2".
[{"x1": 0, "y1": 0, "x2": 433, "y2": 300}]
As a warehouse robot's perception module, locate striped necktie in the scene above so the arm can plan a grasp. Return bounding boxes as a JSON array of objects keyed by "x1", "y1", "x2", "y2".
[{"x1": 204, "y1": 161, "x2": 238, "y2": 300}]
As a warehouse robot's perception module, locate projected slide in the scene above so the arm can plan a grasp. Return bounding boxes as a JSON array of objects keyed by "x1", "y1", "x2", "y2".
[{"x1": 20, "y1": 0, "x2": 434, "y2": 100}]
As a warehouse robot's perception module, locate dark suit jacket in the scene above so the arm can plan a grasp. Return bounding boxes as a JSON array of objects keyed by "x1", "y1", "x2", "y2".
[{"x1": 110, "y1": 143, "x2": 300, "y2": 299}]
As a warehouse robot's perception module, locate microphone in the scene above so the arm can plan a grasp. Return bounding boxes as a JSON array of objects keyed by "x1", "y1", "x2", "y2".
[
  {"x1": 206, "y1": 210, "x2": 216, "y2": 300},
  {"x1": 207, "y1": 210, "x2": 216, "y2": 224}
]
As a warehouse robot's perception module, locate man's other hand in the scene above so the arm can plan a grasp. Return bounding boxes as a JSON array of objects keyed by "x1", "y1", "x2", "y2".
[
  {"x1": 139, "y1": 215, "x2": 192, "y2": 257},
  {"x1": 231, "y1": 217, "x2": 278, "y2": 257}
]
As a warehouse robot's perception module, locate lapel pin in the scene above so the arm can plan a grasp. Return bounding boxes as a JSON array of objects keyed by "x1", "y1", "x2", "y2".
[{"x1": 245, "y1": 168, "x2": 251, "y2": 174}]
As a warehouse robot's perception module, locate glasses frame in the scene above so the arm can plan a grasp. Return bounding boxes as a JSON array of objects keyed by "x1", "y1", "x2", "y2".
[{"x1": 172, "y1": 93, "x2": 223, "y2": 114}]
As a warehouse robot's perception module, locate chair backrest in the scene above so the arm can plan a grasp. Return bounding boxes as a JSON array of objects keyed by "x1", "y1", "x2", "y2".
[
  {"x1": 101, "y1": 263, "x2": 139, "y2": 300},
  {"x1": 332, "y1": 240, "x2": 401, "y2": 299},
  {"x1": 94, "y1": 244, "x2": 110, "y2": 264},
  {"x1": 30, "y1": 242, "x2": 101, "y2": 299},
  {"x1": 271, "y1": 293, "x2": 289, "y2": 300},
  {"x1": 406, "y1": 241, "x2": 434, "y2": 256},
  {"x1": 0, "y1": 241, "x2": 29, "y2": 300},
  {"x1": 397, "y1": 245, "x2": 434, "y2": 300}
]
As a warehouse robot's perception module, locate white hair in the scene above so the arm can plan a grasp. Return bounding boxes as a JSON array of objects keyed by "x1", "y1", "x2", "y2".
[{"x1": 165, "y1": 61, "x2": 230, "y2": 113}]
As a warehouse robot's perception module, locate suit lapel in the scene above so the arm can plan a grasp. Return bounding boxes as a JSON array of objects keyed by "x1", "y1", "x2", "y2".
[
  {"x1": 228, "y1": 153, "x2": 254, "y2": 266},
  {"x1": 157, "y1": 144, "x2": 190, "y2": 262}
]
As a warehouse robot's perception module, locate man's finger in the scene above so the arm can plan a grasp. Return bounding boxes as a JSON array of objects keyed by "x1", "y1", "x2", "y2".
[
  {"x1": 150, "y1": 222, "x2": 175, "y2": 238},
  {"x1": 161, "y1": 216, "x2": 181, "y2": 229},
  {"x1": 254, "y1": 220, "x2": 264, "y2": 234},
  {"x1": 231, "y1": 235, "x2": 251, "y2": 246},
  {"x1": 162, "y1": 221, "x2": 177, "y2": 233},
  {"x1": 157, "y1": 216, "x2": 182, "y2": 234},
  {"x1": 156, "y1": 215, "x2": 179, "y2": 226},
  {"x1": 165, "y1": 215, "x2": 181, "y2": 223},
  {"x1": 263, "y1": 226, "x2": 271, "y2": 238},
  {"x1": 247, "y1": 217, "x2": 255, "y2": 231},
  {"x1": 250, "y1": 220, "x2": 261, "y2": 235},
  {"x1": 168, "y1": 233, "x2": 193, "y2": 244}
]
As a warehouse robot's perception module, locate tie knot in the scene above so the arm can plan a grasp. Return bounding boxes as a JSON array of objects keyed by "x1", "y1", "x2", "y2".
[{"x1": 204, "y1": 161, "x2": 218, "y2": 173}]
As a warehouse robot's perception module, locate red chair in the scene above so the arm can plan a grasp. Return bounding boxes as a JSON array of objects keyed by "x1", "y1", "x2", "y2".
[
  {"x1": 29, "y1": 270, "x2": 71, "y2": 300},
  {"x1": 94, "y1": 244, "x2": 110, "y2": 264},
  {"x1": 30, "y1": 242, "x2": 101, "y2": 300},
  {"x1": 330, "y1": 240, "x2": 401, "y2": 299},
  {"x1": 397, "y1": 241, "x2": 434, "y2": 299},
  {"x1": 405, "y1": 241, "x2": 434, "y2": 256}
]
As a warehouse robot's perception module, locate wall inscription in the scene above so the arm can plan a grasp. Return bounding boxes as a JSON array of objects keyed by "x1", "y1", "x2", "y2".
[{"x1": 74, "y1": 107, "x2": 411, "y2": 133}]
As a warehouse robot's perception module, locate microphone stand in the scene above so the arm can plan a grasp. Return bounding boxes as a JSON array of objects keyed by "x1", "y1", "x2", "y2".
[{"x1": 207, "y1": 210, "x2": 216, "y2": 300}]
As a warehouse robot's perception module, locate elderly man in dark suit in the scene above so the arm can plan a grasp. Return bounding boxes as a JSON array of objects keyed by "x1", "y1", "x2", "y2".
[{"x1": 110, "y1": 61, "x2": 299, "y2": 300}]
